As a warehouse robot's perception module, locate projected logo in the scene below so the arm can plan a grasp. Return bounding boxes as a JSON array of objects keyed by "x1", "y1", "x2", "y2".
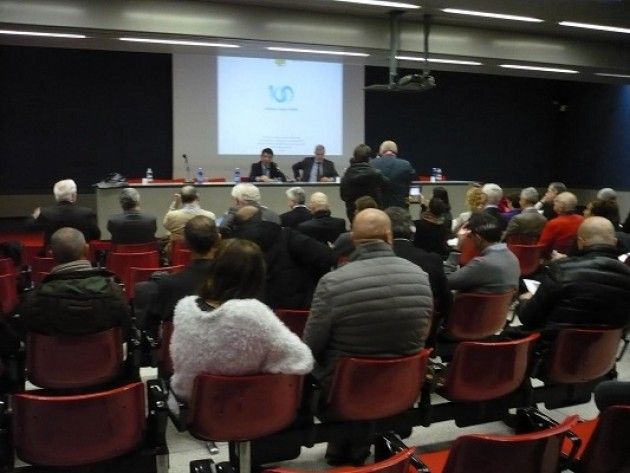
[{"x1": 269, "y1": 85, "x2": 295, "y2": 103}]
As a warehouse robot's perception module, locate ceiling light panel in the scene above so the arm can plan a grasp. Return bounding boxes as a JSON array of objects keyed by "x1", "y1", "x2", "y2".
[
  {"x1": 442, "y1": 8, "x2": 543, "y2": 23},
  {"x1": 559, "y1": 21, "x2": 630, "y2": 34},
  {"x1": 119, "y1": 37, "x2": 240, "y2": 47},
  {"x1": 500, "y1": 64, "x2": 579, "y2": 74},
  {"x1": 595, "y1": 73, "x2": 630, "y2": 79},
  {"x1": 266, "y1": 47, "x2": 369, "y2": 57},
  {"x1": 396, "y1": 56, "x2": 482, "y2": 65},
  {"x1": 331, "y1": 0, "x2": 420, "y2": 9},
  {"x1": 0, "y1": 29, "x2": 86, "y2": 38}
]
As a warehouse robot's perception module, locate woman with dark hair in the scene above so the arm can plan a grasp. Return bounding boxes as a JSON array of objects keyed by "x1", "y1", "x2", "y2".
[
  {"x1": 340, "y1": 144, "x2": 388, "y2": 220},
  {"x1": 413, "y1": 197, "x2": 451, "y2": 258},
  {"x1": 432, "y1": 186, "x2": 453, "y2": 234},
  {"x1": 584, "y1": 199, "x2": 630, "y2": 252},
  {"x1": 169, "y1": 238, "x2": 314, "y2": 402}
]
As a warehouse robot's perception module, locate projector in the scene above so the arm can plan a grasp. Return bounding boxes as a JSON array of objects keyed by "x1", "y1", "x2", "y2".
[{"x1": 364, "y1": 73, "x2": 436, "y2": 93}]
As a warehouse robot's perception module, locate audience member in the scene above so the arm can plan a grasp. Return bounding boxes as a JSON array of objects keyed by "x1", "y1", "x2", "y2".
[
  {"x1": 451, "y1": 186, "x2": 487, "y2": 233},
  {"x1": 17, "y1": 227, "x2": 129, "y2": 337},
  {"x1": 107, "y1": 187, "x2": 157, "y2": 245},
  {"x1": 332, "y1": 195, "x2": 378, "y2": 260},
  {"x1": 339, "y1": 143, "x2": 387, "y2": 220},
  {"x1": 231, "y1": 206, "x2": 334, "y2": 309},
  {"x1": 163, "y1": 185, "x2": 216, "y2": 246},
  {"x1": 516, "y1": 217, "x2": 630, "y2": 331},
  {"x1": 292, "y1": 145, "x2": 338, "y2": 183},
  {"x1": 144, "y1": 216, "x2": 220, "y2": 334},
  {"x1": 535, "y1": 181, "x2": 567, "y2": 220},
  {"x1": 297, "y1": 192, "x2": 346, "y2": 245},
  {"x1": 432, "y1": 187, "x2": 453, "y2": 234},
  {"x1": 596, "y1": 187, "x2": 617, "y2": 202},
  {"x1": 249, "y1": 147, "x2": 287, "y2": 183},
  {"x1": 30, "y1": 179, "x2": 100, "y2": 246},
  {"x1": 413, "y1": 197, "x2": 451, "y2": 258},
  {"x1": 448, "y1": 213, "x2": 520, "y2": 293},
  {"x1": 481, "y1": 183, "x2": 508, "y2": 231},
  {"x1": 538, "y1": 191, "x2": 583, "y2": 258},
  {"x1": 585, "y1": 198, "x2": 630, "y2": 252},
  {"x1": 370, "y1": 140, "x2": 415, "y2": 208},
  {"x1": 169, "y1": 238, "x2": 313, "y2": 403},
  {"x1": 303, "y1": 208, "x2": 431, "y2": 465},
  {"x1": 280, "y1": 187, "x2": 312, "y2": 228},
  {"x1": 219, "y1": 183, "x2": 281, "y2": 230},
  {"x1": 503, "y1": 187, "x2": 547, "y2": 243},
  {"x1": 501, "y1": 193, "x2": 521, "y2": 221}
]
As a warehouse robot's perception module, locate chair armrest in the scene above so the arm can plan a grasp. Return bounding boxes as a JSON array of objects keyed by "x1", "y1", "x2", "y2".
[
  {"x1": 146, "y1": 379, "x2": 170, "y2": 450},
  {"x1": 560, "y1": 430, "x2": 582, "y2": 471},
  {"x1": 162, "y1": 382, "x2": 189, "y2": 432},
  {"x1": 381, "y1": 432, "x2": 429, "y2": 473}
]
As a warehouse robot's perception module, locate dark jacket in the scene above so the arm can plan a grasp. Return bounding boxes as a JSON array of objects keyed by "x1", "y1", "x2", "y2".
[
  {"x1": 107, "y1": 210, "x2": 157, "y2": 245},
  {"x1": 297, "y1": 210, "x2": 346, "y2": 245},
  {"x1": 233, "y1": 220, "x2": 335, "y2": 309},
  {"x1": 249, "y1": 161, "x2": 287, "y2": 182},
  {"x1": 18, "y1": 268, "x2": 130, "y2": 337},
  {"x1": 413, "y1": 217, "x2": 451, "y2": 259},
  {"x1": 340, "y1": 162, "x2": 388, "y2": 219},
  {"x1": 280, "y1": 206, "x2": 312, "y2": 229},
  {"x1": 518, "y1": 245, "x2": 630, "y2": 331},
  {"x1": 30, "y1": 201, "x2": 101, "y2": 245},
  {"x1": 292, "y1": 157, "x2": 338, "y2": 182},
  {"x1": 484, "y1": 206, "x2": 508, "y2": 232},
  {"x1": 370, "y1": 156, "x2": 415, "y2": 208}
]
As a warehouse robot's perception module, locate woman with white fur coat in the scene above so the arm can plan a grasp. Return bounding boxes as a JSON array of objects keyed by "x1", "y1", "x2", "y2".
[{"x1": 170, "y1": 238, "x2": 314, "y2": 402}]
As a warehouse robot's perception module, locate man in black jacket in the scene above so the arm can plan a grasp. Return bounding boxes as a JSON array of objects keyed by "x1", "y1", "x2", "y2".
[
  {"x1": 107, "y1": 187, "x2": 157, "y2": 245},
  {"x1": 517, "y1": 216, "x2": 630, "y2": 331},
  {"x1": 297, "y1": 192, "x2": 346, "y2": 245},
  {"x1": 249, "y1": 148, "x2": 287, "y2": 182},
  {"x1": 280, "y1": 187, "x2": 312, "y2": 228},
  {"x1": 292, "y1": 145, "x2": 338, "y2": 182}
]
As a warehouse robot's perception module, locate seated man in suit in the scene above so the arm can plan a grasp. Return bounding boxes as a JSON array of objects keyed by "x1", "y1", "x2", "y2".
[
  {"x1": 503, "y1": 187, "x2": 548, "y2": 243},
  {"x1": 218, "y1": 183, "x2": 281, "y2": 231},
  {"x1": 481, "y1": 183, "x2": 508, "y2": 232},
  {"x1": 107, "y1": 187, "x2": 157, "y2": 245},
  {"x1": 249, "y1": 147, "x2": 287, "y2": 183},
  {"x1": 535, "y1": 181, "x2": 567, "y2": 220},
  {"x1": 280, "y1": 187, "x2": 311, "y2": 228},
  {"x1": 17, "y1": 227, "x2": 129, "y2": 337},
  {"x1": 297, "y1": 192, "x2": 346, "y2": 245},
  {"x1": 292, "y1": 144, "x2": 338, "y2": 182},
  {"x1": 29, "y1": 179, "x2": 101, "y2": 247},
  {"x1": 448, "y1": 212, "x2": 520, "y2": 293}
]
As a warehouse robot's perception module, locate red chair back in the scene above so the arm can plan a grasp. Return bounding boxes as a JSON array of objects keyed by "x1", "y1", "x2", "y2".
[
  {"x1": 577, "y1": 405, "x2": 630, "y2": 473},
  {"x1": 508, "y1": 243, "x2": 544, "y2": 276},
  {"x1": 128, "y1": 265, "x2": 184, "y2": 299},
  {"x1": 113, "y1": 241, "x2": 158, "y2": 253},
  {"x1": 0, "y1": 258, "x2": 15, "y2": 275},
  {"x1": 31, "y1": 256, "x2": 55, "y2": 281},
  {"x1": 274, "y1": 309, "x2": 309, "y2": 337},
  {"x1": 107, "y1": 251, "x2": 160, "y2": 294},
  {"x1": 421, "y1": 415, "x2": 579, "y2": 473},
  {"x1": 327, "y1": 349, "x2": 432, "y2": 421},
  {"x1": 171, "y1": 239, "x2": 192, "y2": 266},
  {"x1": 540, "y1": 327, "x2": 623, "y2": 384},
  {"x1": 12, "y1": 382, "x2": 145, "y2": 467},
  {"x1": 88, "y1": 240, "x2": 112, "y2": 265},
  {"x1": 445, "y1": 291, "x2": 514, "y2": 340},
  {"x1": 189, "y1": 373, "x2": 303, "y2": 441},
  {"x1": 441, "y1": 333, "x2": 540, "y2": 402},
  {"x1": 158, "y1": 320, "x2": 174, "y2": 377},
  {"x1": 26, "y1": 328, "x2": 124, "y2": 389},
  {"x1": 23, "y1": 244, "x2": 45, "y2": 265},
  {"x1": 0, "y1": 273, "x2": 19, "y2": 315}
]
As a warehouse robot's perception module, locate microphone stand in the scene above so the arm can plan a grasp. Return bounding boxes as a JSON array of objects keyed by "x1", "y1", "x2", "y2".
[{"x1": 182, "y1": 154, "x2": 192, "y2": 183}]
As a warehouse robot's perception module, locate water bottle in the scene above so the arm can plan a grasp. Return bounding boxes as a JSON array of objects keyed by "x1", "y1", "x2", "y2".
[
  {"x1": 430, "y1": 167, "x2": 437, "y2": 183},
  {"x1": 196, "y1": 167, "x2": 204, "y2": 184},
  {"x1": 436, "y1": 168, "x2": 443, "y2": 181},
  {"x1": 145, "y1": 168, "x2": 153, "y2": 183},
  {"x1": 233, "y1": 167, "x2": 241, "y2": 183}
]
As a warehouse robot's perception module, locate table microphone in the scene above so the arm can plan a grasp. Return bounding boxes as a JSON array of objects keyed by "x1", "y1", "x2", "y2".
[{"x1": 182, "y1": 154, "x2": 192, "y2": 183}]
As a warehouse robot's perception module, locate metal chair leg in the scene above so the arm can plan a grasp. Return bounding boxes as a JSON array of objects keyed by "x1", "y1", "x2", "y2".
[{"x1": 207, "y1": 441, "x2": 219, "y2": 455}]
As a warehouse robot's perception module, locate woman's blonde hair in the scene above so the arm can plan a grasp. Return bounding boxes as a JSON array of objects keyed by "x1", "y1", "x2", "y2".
[{"x1": 466, "y1": 187, "x2": 487, "y2": 212}]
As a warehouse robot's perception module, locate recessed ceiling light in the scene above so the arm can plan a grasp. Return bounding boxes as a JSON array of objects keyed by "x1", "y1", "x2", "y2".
[
  {"x1": 595, "y1": 73, "x2": 630, "y2": 79},
  {"x1": 266, "y1": 47, "x2": 369, "y2": 57},
  {"x1": 500, "y1": 64, "x2": 579, "y2": 74},
  {"x1": 396, "y1": 56, "x2": 482, "y2": 66},
  {"x1": 442, "y1": 8, "x2": 543, "y2": 23},
  {"x1": 119, "y1": 37, "x2": 240, "y2": 48},
  {"x1": 332, "y1": 0, "x2": 420, "y2": 8},
  {"x1": 559, "y1": 21, "x2": 630, "y2": 34},
  {"x1": 0, "y1": 29, "x2": 86, "y2": 38}
]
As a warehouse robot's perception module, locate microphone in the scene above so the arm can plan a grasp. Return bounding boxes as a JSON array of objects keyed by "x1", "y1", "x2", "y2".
[{"x1": 182, "y1": 154, "x2": 192, "y2": 183}]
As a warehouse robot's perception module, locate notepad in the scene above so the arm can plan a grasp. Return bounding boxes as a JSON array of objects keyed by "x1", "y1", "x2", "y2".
[{"x1": 523, "y1": 279, "x2": 541, "y2": 295}]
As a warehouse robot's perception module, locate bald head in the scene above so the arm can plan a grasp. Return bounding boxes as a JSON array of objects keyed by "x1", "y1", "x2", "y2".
[
  {"x1": 352, "y1": 208, "x2": 392, "y2": 246},
  {"x1": 50, "y1": 227, "x2": 87, "y2": 264},
  {"x1": 578, "y1": 216, "x2": 617, "y2": 249},
  {"x1": 554, "y1": 192, "x2": 578, "y2": 214}
]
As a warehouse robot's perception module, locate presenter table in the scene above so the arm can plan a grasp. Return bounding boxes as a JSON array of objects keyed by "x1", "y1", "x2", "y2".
[{"x1": 95, "y1": 181, "x2": 473, "y2": 239}]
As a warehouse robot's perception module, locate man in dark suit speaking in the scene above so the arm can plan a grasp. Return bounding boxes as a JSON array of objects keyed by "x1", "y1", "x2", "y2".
[
  {"x1": 292, "y1": 144, "x2": 338, "y2": 183},
  {"x1": 249, "y1": 148, "x2": 287, "y2": 182}
]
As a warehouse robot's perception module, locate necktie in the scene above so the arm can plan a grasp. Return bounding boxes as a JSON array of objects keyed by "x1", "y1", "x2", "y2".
[{"x1": 316, "y1": 162, "x2": 321, "y2": 181}]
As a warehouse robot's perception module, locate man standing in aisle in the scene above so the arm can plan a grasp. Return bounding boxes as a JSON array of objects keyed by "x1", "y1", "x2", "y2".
[
  {"x1": 370, "y1": 140, "x2": 415, "y2": 208},
  {"x1": 293, "y1": 145, "x2": 338, "y2": 182}
]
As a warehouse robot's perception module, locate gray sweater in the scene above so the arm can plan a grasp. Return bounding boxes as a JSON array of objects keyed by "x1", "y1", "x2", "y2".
[
  {"x1": 303, "y1": 241, "x2": 432, "y2": 390},
  {"x1": 447, "y1": 243, "x2": 520, "y2": 293}
]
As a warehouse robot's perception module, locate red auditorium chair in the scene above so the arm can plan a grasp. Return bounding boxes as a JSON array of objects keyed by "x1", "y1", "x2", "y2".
[
  {"x1": 265, "y1": 447, "x2": 417, "y2": 473},
  {"x1": 88, "y1": 239, "x2": 112, "y2": 266},
  {"x1": 5, "y1": 381, "x2": 168, "y2": 471},
  {"x1": 113, "y1": 241, "x2": 159, "y2": 253},
  {"x1": 180, "y1": 373, "x2": 303, "y2": 473},
  {"x1": 0, "y1": 258, "x2": 15, "y2": 276},
  {"x1": 128, "y1": 265, "x2": 184, "y2": 300},
  {"x1": 0, "y1": 273, "x2": 19, "y2": 315},
  {"x1": 507, "y1": 243, "x2": 544, "y2": 276},
  {"x1": 563, "y1": 405, "x2": 630, "y2": 473},
  {"x1": 170, "y1": 239, "x2": 192, "y2": 266},
  {"x1": 327, "y1": 350, "x2": 432, "y2": 421},
  {"x1": 30, "y1": 256, "x2": 54, "y2": 284},
  {"x1": 457, "y1": 236, "x2": 479, "y2": 266},
  {"x1": 417, "y1": 415, "x2": 580, "y2": 473},
  {"x1": 274, "y1": 309, "x2": 310, "y2": 338},
  {"x1": 442, "y1": 291, "x2": 514, "y2": 341},
  {"x1": 157, "y1": 320, "x2": 174, "y2": 379},
  {"x1": 23, "y1": 244, "x2": 44, "y2": 266},
  {"x1": 107, "y1": 250, "x2": 160, "y2": 296},
  {"x1": 26, "y1": 328, "x2": 125, "y2": 390}
]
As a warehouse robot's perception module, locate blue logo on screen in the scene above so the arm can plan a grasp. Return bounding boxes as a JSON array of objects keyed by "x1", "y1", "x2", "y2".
[{"x1": 269, "y1": 85, "x2": 294, "y2": 103}]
